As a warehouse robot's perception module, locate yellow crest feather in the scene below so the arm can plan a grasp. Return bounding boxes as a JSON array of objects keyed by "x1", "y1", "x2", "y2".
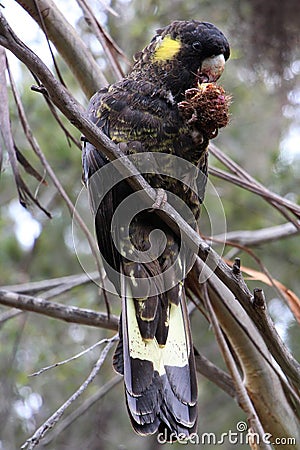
[{"x1": 153, "y1": 35, "x2": 181, "y2": 62}]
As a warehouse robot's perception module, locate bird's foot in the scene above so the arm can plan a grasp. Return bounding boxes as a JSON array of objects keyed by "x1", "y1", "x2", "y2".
[{"x1": 151, "y1": 188, "x2": 167, "y2": 209}]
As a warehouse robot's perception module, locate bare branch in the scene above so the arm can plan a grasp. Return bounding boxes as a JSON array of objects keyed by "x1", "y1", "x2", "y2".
[
  {"x1": 21, "y1": 334, "x2": 118, "y2": 449},
  {"x1": 16, "y1": 0, "x2": 107, "y2": 97},
  {"x1": 252, "y1": 288, "x2": 300, "y2": 389},
  {"x1": 30, "y1": 337, "x2": 116, "y2": 377},
  {"x1": 0, "y1": 289, "x2": 119, "y2": 331},
  {"x1": 41, "y1": 375, "x2": 122, "y2": 446},
  {"x1": 1, "y1": 273, "x2": 239, "y2": 401},
  {"x1": 194, "y1": 351, "x2": 236, "y2": 399},
  {"x1": 214, "y1": 221, "x2": 300, "y2": 247},
  {"x1": 9, "y1": 67, "x2": 103, "y2": 272},
  {"x1": 202, "y1": 283, "x2": 271, "y2": 449},
  {"x1": 210, "y1": 143, "x2": 300, "y2": 216},
  {"x1": 210, "y1": 166, "x2": 300, "y2": 227},
  {"x1": 203, "y1": 264, "x2": 300, "y2": 444},
  {"x1": 0, "y1": 308, "x2": 23, "y2": 325},
  {"x1": 30, "y1": 83, "x2": 81, "y2": 149},
  {"x1": 1, "y1": 271, "x2": 99, "y2": 293},
  {"x1": 209, "y1": 143, "x2": 300, "y2": 225},
  {"x1": 76, "y1": 0, "x2": 126, "y2": 81},
  {"x1": 0, "y1": 48, "x2": 51, "y2": 216}
]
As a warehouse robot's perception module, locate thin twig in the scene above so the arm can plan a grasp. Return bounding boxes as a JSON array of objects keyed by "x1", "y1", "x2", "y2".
[
  {"x1": 209, "y1": 143, "x2": 300, "y2": 223},
  {"x1": 0, "y1": 49, "x2": 51, "y2": 217},
  {"x1": 1, "y1": 271, "x2": 99, "y2": 293},
  {"x1": 41, "y1": 375, "x2": 122, "y2": 446},
  {"x1": 7, "y1": 68, "x2": 104, "y2": 285},
  {"x1": 21, "y1": 334, "x2": 118, "y2": 449},
  {"x1": 30, "y1": 337, "x2": 117, "y2": 377},
  {"x1": 8, "y1": 63, "x2": 112, "y2": 312},
  {"x1": 0, "y1": 308, "x2": 23, "y2": 325},
  {"x1": 31, "y1": 0, "x2": 67, "y2": 87},
  {"x1": 77, "y1": 0, "x2": 125, "y2": 80},
  {"x1": 16, "y1": 0, "x2": 107, "y2": 98},
  {"x1": 210, "y1": 166, "x2": 300, "y2": 227},
  {"x1": 31, "y1": 83, "x2": 81, "y2": 149},
  {"x1": 210, "y1": 143, "x2": 300, "y2": 216}
]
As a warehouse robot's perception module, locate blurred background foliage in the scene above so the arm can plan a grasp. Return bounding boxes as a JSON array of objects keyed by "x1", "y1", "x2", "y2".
[{"x1": 0, "y1": 0, "x2": 300, "y2": 449}]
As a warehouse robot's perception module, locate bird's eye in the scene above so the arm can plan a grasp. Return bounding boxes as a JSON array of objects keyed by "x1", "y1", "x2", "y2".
[{"x1": 192, "y1": 41, "x2": 202, "y2": 51}]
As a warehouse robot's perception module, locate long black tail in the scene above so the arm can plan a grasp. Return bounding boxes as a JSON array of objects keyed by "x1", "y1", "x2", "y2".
[{"x1": 114, "y1": 264, "x2": 198, "y2": 439}]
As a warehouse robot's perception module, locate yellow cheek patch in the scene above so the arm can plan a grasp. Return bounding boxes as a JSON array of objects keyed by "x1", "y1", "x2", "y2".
[{"x1": 153, "y1": 35, "x2": 181, "y2": 62}]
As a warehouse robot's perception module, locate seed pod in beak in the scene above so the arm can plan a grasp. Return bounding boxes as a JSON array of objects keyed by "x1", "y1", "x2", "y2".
[{"x1": 178, "y1": 82, "x2": 231, "y2": 139}]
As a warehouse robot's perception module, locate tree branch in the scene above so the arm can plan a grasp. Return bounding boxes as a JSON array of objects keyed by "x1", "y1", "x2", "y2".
[
  {"x1": 214, "y1": 221, "x2": 300, "y2": 247},
  {"x1": 209, "y1": 143, "x2": 300, "y2": 223},
  {"x1": 1, "y1": 271, "x2": 99, "y2": 293},
  {"x1": 0, "y1": 289, "x2": 119, "y2": 331},
  {"x1": 0, "y1": 278, "x2": 238, "y2": 400},
  {"x1": 194, "y1": 352, "x2": 236, "y2": 399},
  {"x1": 202, "y1": 283, "x2": 271, "y2": 449},
  {"x1": 29, "y1": 337, "x2": 117, "y2": 377},
  {"x1": 0, "y1": 308, "x2": 23, "y2": 325},
  {"x1": 41, "y1": 375, "x2": 122, "y2": 446},
  {"x1": 16, "y1": 0, "x2": 107, "y2": 97},
  {"x1": 203, "y1": 264, "x2": 300, "y2": 446},
  {"x1": 76, "y1": 0, "x2": 125, "y2": 81},
  {"x1": 21, "y1": 334, "x2": 118, "y2": 449}
]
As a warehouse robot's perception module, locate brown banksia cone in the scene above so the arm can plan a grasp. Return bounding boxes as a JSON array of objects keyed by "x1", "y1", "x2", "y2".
[{"x1": 178, "y1": 83, "x2": 232, "y2": 139}]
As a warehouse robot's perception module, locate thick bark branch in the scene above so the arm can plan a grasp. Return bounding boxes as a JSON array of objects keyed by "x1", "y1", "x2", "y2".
[
  {"x1": 204, "y1": 267, "x2": 300, "y2": 448},
  {"x1": 194, "y1": 352, "x2": 236, "y2": 399},
  {"x1": 203, "y1": 283, "x2": 271, "y2": 449},
  {"x1": 188, "y1": 259, "x2": 300, "y2": 447}
]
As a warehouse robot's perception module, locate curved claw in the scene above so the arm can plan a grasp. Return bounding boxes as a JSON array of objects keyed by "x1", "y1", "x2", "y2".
[{"x1": 152, "y1": 188, "x2": 168, "y2": 209}]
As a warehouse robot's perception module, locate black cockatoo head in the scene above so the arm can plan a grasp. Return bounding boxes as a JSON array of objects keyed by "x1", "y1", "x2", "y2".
[{"x1": 132, "y1": 20, "x2": 230, "y2": 99}]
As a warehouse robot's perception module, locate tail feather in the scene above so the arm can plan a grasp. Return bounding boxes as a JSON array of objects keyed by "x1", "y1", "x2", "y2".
[
  {"x1": 113, "y1": 270, "x2": 198, "y2": 438},
  {"x1": 165, "y1": 364, "x2": 197, "y2": 405},
  {"x1": 162, "y1": 381, "x2": 198, "y2": 426}
]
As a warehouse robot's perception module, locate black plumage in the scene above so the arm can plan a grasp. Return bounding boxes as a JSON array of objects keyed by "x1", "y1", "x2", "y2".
[{"x1": 82, "y1": 20, "x2": 230, "y2": 438}]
